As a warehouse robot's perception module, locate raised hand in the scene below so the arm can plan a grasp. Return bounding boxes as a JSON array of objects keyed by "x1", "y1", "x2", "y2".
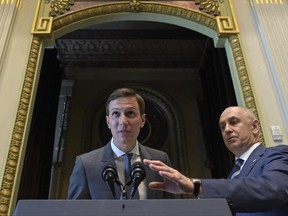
[{"x1": 143, "y1": 159, "x2": 194, "y2": 194}]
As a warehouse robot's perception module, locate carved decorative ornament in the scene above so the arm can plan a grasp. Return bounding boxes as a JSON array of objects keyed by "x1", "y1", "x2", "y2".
[
  {"x1": 46, "y1": 0, "x2": 220, "y2": 17},
  {"x1": 194, "y1": 0, "x2": 220, "y2": 16},
  {"x1": 129, "y1": 0, "x2": 141, "y2": 12},
  {"x1": 47, "y1": 0, "x2": 75, "y2": 17},
  {"x1": 0, "y1": 36, "x2": 41, "y2": 216}
]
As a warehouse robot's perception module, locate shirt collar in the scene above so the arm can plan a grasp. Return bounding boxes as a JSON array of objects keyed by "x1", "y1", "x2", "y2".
[
  {"x1": 237, "y1": 142, "x2": 261, "y2": 161},
  {"x1": 110, "y1": 137, "x2": 140, "y2": 157}
]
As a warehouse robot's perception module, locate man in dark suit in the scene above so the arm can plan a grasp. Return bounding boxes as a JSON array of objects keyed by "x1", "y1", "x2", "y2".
[
  {"x1": 68, "y1": 87, "x2": 173, "y2": 200},
  {"x1": 144, "y1": 106, "x2": 288, "y2": 215}
]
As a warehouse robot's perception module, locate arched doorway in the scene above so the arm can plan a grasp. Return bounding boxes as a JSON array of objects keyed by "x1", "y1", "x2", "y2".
[
  {"x1": 18, "y1": 20, "x2": 237, "y2": 200},
  {"x1": 2, "y1": 2, "x2": 260, "y2": 214}
]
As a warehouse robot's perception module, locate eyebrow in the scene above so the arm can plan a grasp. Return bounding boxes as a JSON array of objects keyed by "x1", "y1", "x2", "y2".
[
  {"x1": 110, "y1": 107, "x2": 138, "y2": 111},
  {"x1": 219, "y1": 116, "x2": 239, "y2": 125}
]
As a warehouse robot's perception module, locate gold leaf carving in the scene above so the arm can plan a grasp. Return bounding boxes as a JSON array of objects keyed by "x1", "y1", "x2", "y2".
[
  {"x1": 194, "y1": 0, "x2": 220, "y2": 16},
  {"x1": 49, "y1": 0, "x2": 75, "y2": 17},
  {"x1": 130, "y1": 0, "x2": 141, "y2": 12},
  {"x1": 229, "y1": 35, "x2": 264, "y2": 143},
  {"x1": 217, "y1": 16, "x2": 239, "y2": 37},
  {"x1": 32, "y1": 17, "x2": 53, "y2": 36},
  {"x1": 0, "y1": 36, "x2": 41, "y2": 216}
]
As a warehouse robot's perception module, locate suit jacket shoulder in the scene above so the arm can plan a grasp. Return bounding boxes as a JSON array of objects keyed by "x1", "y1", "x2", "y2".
[
  {"x1": 201, "y1": 143, "x2": 288, "y2": 214},
  {"x1": 138, "y1": 144, "x2": 170, "y2": 162}
]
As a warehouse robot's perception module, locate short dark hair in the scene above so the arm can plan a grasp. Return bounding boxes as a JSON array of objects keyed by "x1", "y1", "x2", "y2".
[{"x1": 106, "y1": 88, "x2": 145, "y2": 115}]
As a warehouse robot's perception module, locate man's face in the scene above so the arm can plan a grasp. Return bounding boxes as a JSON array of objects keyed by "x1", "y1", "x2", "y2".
[
  {"x1": 219, "y1": 107, "x2": 259, "y2": 157},
  {"x1": 106, "y1": 96, "x2": 145, "y2": 152}
]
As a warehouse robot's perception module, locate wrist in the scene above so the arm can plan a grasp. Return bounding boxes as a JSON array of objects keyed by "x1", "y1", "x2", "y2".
[{"x1": 190, "y1": 178, "x2": 202, "y2": 198}]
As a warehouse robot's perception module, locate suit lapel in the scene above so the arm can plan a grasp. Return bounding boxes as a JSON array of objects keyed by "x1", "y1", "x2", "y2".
[
  {"x1": 101, "y1": 141, "x2": 116, "y2": 165},
  {"x1": 138, "y1": 144, "x2": 163, "y2": 198},
  {"x1": 138, "y1": 144, "x2": 153, "y2": 160},
  {"x1": 138, "y1": 144, "x2": 154, "y2": 180},
  {"x1": 240, "y1": 144, "x2": 266, "y2": 177},
  {"x1": 100, "y1": 142, "x2": 123, "y2": 198}
]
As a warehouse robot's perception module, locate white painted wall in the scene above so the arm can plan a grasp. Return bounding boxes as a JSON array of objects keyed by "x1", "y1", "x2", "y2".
[
  {"x1": 232, "y1": 0, "x2": 288, "y2": 146},
  {"x1": 0, "y1": 0, "x2": 38, "y2": 190}
]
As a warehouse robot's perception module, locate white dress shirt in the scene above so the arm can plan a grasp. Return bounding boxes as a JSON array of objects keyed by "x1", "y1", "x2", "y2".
[
  {"x1": 235, "y1": 142, "x2": 261, "y2": 170},
  {"x1": 110, "y1": 138, "x2": 147, "y2": 199}
]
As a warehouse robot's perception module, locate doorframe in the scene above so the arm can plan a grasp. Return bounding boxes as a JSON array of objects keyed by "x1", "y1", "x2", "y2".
[{"x1": 1, "y1": 1, "x2": 262, "y2": 215}]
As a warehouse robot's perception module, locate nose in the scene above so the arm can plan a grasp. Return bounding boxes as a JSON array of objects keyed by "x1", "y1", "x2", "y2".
[
  {"x1": 223, "y1": 124, "x2": 233, "y2": 133},
  {"x1": 119, "y1": 113, "x2": 128, "y2": 124}
]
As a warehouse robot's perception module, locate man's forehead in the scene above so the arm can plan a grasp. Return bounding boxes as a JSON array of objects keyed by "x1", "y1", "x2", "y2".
[
  {"x1": 110, "y1": 106, "x2": 137, "y2": 111},
  {"x1": 109, "y1": 97, "x2": 137, "y2": 105},
  {"x1": 109, "y1": 98, "x2": 139, "y2": 109},
  {"x1": 219, "y1": 107, "x2": 243, "y2": 121}
]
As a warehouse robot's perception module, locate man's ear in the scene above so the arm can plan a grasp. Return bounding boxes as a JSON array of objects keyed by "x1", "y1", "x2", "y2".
[
  {"x1": 141, "y1": 114, "x2": 146, "y2": 128},
  {"x1": 106, "y1": 116, "x2": 110, "y2": 129},
  {"x1": 252, "y1": 119, "x2": 260, "y2": 134}
]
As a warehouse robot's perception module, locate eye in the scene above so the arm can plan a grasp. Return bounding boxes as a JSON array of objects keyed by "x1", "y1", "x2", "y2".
[
  {"x1": 125, "y1": 110, "x2": 137, "y2": 118},
  {"x1": 111, "y1": 111, "x2": 120, "y2": 117},
  {"x1": 219, "y1": 124, "x2": 225, "y2": 131},
  {"x1": 229, "y1": 117, "x2": 240, "y2": 125}
]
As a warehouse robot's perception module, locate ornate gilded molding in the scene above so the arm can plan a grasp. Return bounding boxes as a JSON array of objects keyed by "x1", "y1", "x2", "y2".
[
  {"x1": 53, "y1": 2, "x2": 217, "y2": 31},
  {"x1": 194, "y1": 0, "x2": 220, "y2": 16},
  {"x1": 45, "y1": 0, "x2": 222, "y2": 17},
  {"x1": 216, "y1": 15, "x2": 239, "y2": 37},
  {"x1": 229, "y1": 35, "x2": 256, "y2": 110},
  {"x1": 0, "y1": 36, "x2": 41, "y2": 216},
  {"x1": 129, "y1": 0, "x2": 141, "y2": 12},
  {"x1": 32, "y1": 0, "x2": 54, "y2": 37},
  {"x1": 48, "y1": 0, "x2": 75, "y2": 17},
  {"x1": 31, "y1": 17, "x2": 53, "y2": 36},
  {"x1": 216, "y1": 0, "x2": 239, "y2": 37},
  {"x1": 229, "y1": 35, "x2": 264, "y2": 143},
  {"x1": 254, "y1": 0, "x2": 284, "y2": 3}
]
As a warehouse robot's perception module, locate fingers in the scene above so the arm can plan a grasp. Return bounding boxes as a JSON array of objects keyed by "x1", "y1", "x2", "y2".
[
  {"x1": 144, "y1": 159, "x2": 174, "y2": 177},
  {"x1": 148, "y1": 182, "x2": 166, "y2": 191},
  {"x1": 143, "y1": 159, "x2": 168, "y2": 171},
  {"x1": 143, "y1": 159, "x2": 194, "y2": 194},
  {"x1": 143, "y1": 159, "x2": 165, "y2": 166},
  {"x1": 144, "y1": 159, "x2": 177, "y2": 182}
]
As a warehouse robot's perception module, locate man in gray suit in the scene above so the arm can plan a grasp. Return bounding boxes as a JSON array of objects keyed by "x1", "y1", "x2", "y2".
[
  {"x1": 144, "y1": 106, "x2": 288, "y2": 215},
  {"x1": 68, "y1": 88, "x2": 173, "y2": 200}
]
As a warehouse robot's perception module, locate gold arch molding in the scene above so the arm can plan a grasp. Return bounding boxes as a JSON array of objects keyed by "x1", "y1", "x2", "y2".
[{"x1": 0, "y1": 1, "x2": 260, "y2": 215}]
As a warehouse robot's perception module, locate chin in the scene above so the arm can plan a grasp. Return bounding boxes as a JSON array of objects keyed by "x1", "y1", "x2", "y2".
[{"x1": 226, "y1": 141, "x2": 239, "y2": 149}]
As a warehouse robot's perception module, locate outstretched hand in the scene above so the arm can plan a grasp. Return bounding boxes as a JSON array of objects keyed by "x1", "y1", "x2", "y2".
[{"x1": 143, "y1": 159, "x2": 194, "y2": 194}]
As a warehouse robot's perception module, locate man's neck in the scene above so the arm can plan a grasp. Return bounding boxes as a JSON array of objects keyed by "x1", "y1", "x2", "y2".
[{"x1": 111, "y1": 138, "x2": 139, "y2": 156}]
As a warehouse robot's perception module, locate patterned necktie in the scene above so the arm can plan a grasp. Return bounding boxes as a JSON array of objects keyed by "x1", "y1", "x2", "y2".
[
  {"x1": 124, "y1": 153, "x2": 133, "y2": 199},
  {"x1": 228, "y1": 158, "x2": 244, "y2": 179}
]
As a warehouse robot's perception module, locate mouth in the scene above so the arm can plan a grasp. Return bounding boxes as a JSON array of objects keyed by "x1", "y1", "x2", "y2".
[
  {"x1": 118, "y1": 130, "x2": 130, "y2": 134},
  {"x1": 227, "y1": 136, "x2": 237, "y2": 141}
]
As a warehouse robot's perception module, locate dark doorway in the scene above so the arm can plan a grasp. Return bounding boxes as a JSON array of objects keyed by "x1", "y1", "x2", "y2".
[
  {"x1": 17, "y1": 49, "x2": 62, "y2": 200},
  {"x1": 17, "y1": 21, "x2": 237, "y2": 200}
]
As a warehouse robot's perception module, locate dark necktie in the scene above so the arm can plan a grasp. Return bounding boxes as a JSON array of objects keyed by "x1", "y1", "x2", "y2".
[
  {"x1": 124, "y1": 153, "x2": 133, "y2": 199},
  {"x1": 125, "y1": 153, "x2": 133, "y2": 184},
  {"x1": 228, "y1": 158, "x2": 244, "y2": 179},
  {"x1": 124, "y1": 153, "x2": 140, "y2": 199}
]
